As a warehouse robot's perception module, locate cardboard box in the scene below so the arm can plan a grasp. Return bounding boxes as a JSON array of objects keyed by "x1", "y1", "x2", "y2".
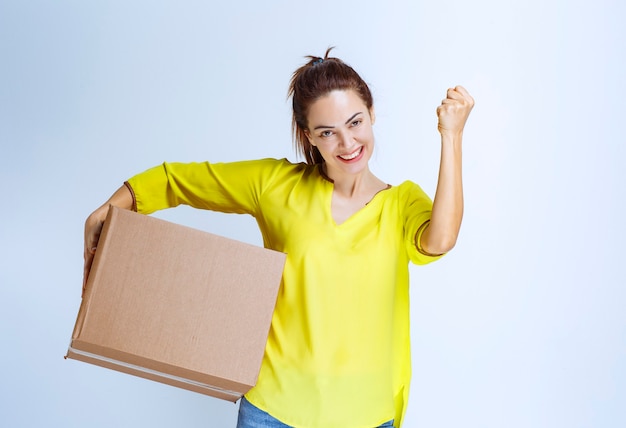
[{"x1": 66, "y1": 206, "x2": 285, "y2": 402}]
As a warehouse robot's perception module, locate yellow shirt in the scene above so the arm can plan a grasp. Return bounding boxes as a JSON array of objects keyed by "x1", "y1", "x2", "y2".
[{"x1": 127, "y1": 158, "x2": 442, "y2": 428}]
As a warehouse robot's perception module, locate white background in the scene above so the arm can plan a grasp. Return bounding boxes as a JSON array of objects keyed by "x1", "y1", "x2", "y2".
[{"x1": 1, "y1": 1, "x2": 624, "y2": 427}]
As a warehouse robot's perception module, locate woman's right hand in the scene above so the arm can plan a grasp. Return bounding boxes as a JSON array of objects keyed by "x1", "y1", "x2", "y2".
[
  {"x1": 83, "y1": 206, "x2": 108, "y2": 294},
  {"x1": 82, "y1": 184, "x2": 135, "y2": 295}
]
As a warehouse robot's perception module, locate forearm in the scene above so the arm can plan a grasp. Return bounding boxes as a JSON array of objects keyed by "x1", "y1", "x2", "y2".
[
  {"x1": 88, "y1": 184, "x2": 135, "y2": 223},
  {"x1": 421, "y1": 132, "x2": 464, "y2": 255}
]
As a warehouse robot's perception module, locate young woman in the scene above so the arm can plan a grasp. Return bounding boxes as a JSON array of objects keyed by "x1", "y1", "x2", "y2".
[{"x1": 83, "y1": 49, "x2": 474, "y2": 428}]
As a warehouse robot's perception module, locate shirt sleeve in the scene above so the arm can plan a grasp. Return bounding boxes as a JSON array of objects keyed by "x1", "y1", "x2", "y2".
[
  {"x1": 125, "y1": 158, "x2": 285, "y2": 216},
  {"x1": 400, "y1": 181, "x2": 445, "y2": 265}
]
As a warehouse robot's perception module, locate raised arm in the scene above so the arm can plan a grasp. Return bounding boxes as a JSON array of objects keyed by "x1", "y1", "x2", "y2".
[
  {"x1": 83, "y1": 184, "x2": 134, "y2": 291},
  {"x1": 421, "y1": 85, "x2": 474, "y2": 255}
]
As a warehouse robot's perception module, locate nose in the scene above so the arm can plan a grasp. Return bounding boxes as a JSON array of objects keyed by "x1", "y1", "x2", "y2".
[{"x1": 338, "y1": 130, "x2": 354, "y2": 149}]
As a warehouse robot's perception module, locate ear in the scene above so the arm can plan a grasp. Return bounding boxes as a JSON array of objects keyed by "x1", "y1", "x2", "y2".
[
  {"x1": 369, "y1": 106, "x2": 376, "y2": 125},
  {"x1": 304, "y1": 129, "x2": 315, "y2": 146}
]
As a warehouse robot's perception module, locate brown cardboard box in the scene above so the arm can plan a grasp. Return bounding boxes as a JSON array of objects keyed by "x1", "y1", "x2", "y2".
[{"x1": 66, "y1": 206, "x2": 285, "y2": 402}]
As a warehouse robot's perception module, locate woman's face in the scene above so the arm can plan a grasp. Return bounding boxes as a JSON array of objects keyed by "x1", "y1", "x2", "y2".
[{"x1": 305, "y1": 89, "x2": 375, "y2": 179}]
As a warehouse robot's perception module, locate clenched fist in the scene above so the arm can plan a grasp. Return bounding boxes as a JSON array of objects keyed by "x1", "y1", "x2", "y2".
[{"x1": 437, "y1": 86, "x2": 474, "y2": 136}]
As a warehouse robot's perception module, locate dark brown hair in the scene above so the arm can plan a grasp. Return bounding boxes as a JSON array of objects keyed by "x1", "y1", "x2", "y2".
[{"x1": 288, "y1": 47, "x2": 374, "y2": 165}]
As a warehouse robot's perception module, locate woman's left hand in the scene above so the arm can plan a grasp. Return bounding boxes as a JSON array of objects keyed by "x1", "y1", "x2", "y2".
[{"x1": 436, "y1": 86, "x2": 474, "y2": 136}]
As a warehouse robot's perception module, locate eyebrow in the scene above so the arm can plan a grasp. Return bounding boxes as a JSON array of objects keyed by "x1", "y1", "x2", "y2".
[{"x1": 313, "y1": 112, "x2": 363, "y2": 130}]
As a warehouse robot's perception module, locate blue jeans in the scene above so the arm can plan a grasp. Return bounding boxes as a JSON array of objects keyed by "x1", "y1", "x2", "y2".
[{"x1": 236, "y1": 396, "x2": 394, "y2": 427}]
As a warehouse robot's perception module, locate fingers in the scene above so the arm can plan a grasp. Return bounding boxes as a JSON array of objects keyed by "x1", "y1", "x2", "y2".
[
  {"x1": 443, "y1": 86, "x2": 474, "y2": 103},
  {"x1": 82, "y1": 210, "x2": 105, "y2": 295},
  {"x1": 83, "y1": 237, "x2": 98, "y2": 295},
  {"x1": 446, "y1": 87, "x2": 461, "y2": 100},
  {"x1": 83, "y1": 250, "x2": 94, "y2": 295},
  {"x1": 454, "y1": 85, "x2": 471, "y2": 98}
]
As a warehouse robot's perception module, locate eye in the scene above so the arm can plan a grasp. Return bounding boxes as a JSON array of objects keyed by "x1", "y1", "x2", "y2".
[
  {"x1": 351, "y1": 119, "x2": 363, "y2": 127},
  {"x1": 319, "y1": 130, "x2": 334, "y2": 138}
]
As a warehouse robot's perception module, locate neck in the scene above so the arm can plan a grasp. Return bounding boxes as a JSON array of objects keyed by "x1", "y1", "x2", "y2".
[{"x1": 323, "y1": 163, "x2": 380, "y2": 198}]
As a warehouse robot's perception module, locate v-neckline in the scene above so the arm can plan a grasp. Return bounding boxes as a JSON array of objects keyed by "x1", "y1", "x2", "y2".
[
  {"x1": 325, "y1": 180, "x2": 392, "y2": 227},
  {"x1": 315, "y1": 163, "x2": 392, "y2": 226}
]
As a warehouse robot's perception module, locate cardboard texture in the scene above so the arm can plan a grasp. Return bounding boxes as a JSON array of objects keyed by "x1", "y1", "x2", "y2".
[{"x1": 67, "y1": 206, "x2": 285, "y2": 402}]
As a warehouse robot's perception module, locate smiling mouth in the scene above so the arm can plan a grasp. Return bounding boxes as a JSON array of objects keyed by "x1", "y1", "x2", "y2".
[{"x1": 338, "y1": 146, "x2": 363, "y2": 161}]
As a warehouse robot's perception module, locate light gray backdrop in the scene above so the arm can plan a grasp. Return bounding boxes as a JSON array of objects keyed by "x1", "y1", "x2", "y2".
[{"x1": 1, "y1": 1, "x2": 624, "y2": 427}]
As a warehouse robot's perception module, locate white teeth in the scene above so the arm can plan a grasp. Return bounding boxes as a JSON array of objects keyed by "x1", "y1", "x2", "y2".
[{"x1": 339, "y1": 147, "x2": 362, "y2": 160}]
